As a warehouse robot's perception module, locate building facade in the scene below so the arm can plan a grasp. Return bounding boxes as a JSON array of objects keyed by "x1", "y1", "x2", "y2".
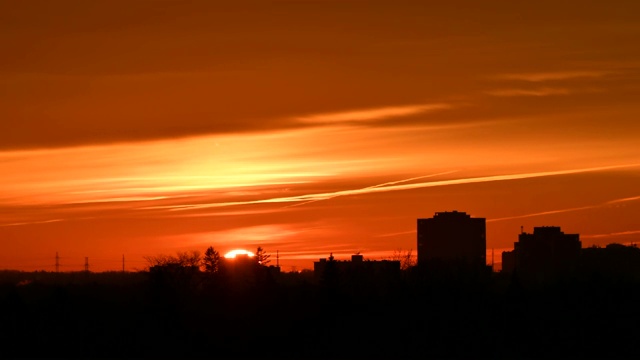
[
  {"x1": 417, "y1": 210, "x2": 486, "y2": 269},
  {"x1": 313, "y1": 253, "x2": 401, "y2": 280},
  {"x1": 501, "y1": 226, "x2": 581, "y2": 280}
]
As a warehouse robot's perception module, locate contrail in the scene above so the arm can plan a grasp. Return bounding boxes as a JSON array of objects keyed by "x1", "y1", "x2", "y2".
[
  {"x1": 487, "y1": 205, "x2": 597, "y2": 222},
  {"x1": 488, "y1": 193, "x2": 640, "y2": 222},
  {"x1": 582, "y1": 230, "x2": 640, "y2": 239},
  {"x1": 283, "y1": 171, "x2": 458, "y2": 208},
  {"x1": 144, "y1": 163, "x2": 639, "y2": 212}
]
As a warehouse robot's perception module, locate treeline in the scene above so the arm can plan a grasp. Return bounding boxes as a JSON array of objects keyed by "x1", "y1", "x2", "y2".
[{"x1": 1, "y1": 244, "x2": 640, "y2": 358}]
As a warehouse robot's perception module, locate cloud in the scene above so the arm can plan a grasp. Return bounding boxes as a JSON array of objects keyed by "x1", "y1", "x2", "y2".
[
  {"x1": 606, "y1": 196, "x2": 640, "y2": 204},
  {"x1": 145, "y1": 164, "x2": 639, "y2": 212},
  {"x1": 296, "y1": 103, "x2": 452, "y2": 124},
  {"x1": 486, "y1": 87, "x2": 571, "y2": 97},
  {"x1": 495, "y1": 70, "x2": 610, "y2": 82},
  {"x1": 488, "y1": 194, "x2": 640, "y2": 222},
  {"x1": 285, "y1": 171, "x2": 458, "y2": 208},
  {"x1": 375, "y1": 230, "x2": 415, "y2": 238},
  {"x1": 487, "y1": 205, "x2": 596, "y2": 222},
  {"x1": 0, "y1": 219, "x2": 63, "y2": 227},
  {"x1": 582, "y1": 230, "x2": 640, "y2": 239}
]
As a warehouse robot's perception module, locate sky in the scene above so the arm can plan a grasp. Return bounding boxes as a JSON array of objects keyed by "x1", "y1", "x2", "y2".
[{"x1": 1, "y1": 0, "x2": 640, "y2": 272}]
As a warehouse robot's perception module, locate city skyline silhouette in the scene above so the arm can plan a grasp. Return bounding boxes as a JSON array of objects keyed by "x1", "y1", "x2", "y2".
[
  {"x1": 2, "y1": 221, "x2": 640, "y2": 358},
  {"x1": 2, "y1": 1, "x2": 640, "y2": 357},
  {"x1": 1, "y1": 1, "x2": 640, "y2": 274}
]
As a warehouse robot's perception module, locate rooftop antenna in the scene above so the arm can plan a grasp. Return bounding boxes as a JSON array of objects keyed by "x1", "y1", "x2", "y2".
[{"x1": 520, "y1": 225, "x2": 524, "y2": 234}]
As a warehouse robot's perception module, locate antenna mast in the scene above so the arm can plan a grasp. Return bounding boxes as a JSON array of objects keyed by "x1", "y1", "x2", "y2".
[{"x1": 55, "y1": 252, "x2": 60, "y2": 273}]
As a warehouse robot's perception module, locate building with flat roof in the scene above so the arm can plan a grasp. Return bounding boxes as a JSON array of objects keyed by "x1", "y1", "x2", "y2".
[
  {"x1": 502, "y1": 226, "x2": 581, "y2": 281},
  {"x1": 313, "y1": 253, "x2": 400, "y2": 280},
  {"x1": 417, "y1": 211, "x2": 486, "y2": 270}
]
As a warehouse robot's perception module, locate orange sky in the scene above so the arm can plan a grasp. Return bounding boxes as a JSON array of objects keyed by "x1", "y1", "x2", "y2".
[{"x1": 1, "y1": 0, "x2": 639, "y2": 272}]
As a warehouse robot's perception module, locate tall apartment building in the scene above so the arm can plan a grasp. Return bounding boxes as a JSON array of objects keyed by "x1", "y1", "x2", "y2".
[
  {"x1": 417, "y1": 210, "x2": 486, "y2": 269},
  {"x1": 502, "y1": 226, "x2": 581, "y2": 280}
]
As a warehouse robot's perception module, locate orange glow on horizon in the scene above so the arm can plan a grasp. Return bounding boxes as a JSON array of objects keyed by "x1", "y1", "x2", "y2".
[
  {"x1": 1, "y1": 1, "x2": 639, "y2": 272},
  {"x1": 224, "y1": 249, "x2": 256, "y2": 259}
]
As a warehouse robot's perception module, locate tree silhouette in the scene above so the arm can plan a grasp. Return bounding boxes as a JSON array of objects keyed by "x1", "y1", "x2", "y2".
[
  {"x1": 256, "y1": 246, "x2": 271, "y2": 265},
  {"x1": 144, "y1": 250, "x2": 202, "y2": 269},
  {"x1": 390, "y1": 248, "x2": 416, "y2": 270},
  {"x1": 202, "y1": 246, "x2": 221, "y2": 273},
  {"x1": 176, "y1": 250, "x2": 202, "y2": 267}
]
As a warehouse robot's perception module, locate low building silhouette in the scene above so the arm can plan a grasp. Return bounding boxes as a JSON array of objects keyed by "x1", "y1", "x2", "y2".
[
  {"x1": 579, "y1": 243, "x2": 640, "y2": 279},
  {"x1": 313, "y1": 253, "x2": 401, "y2": 280},
  {"x1": 417, "y1": 211, "x2": 486, "y2": 271},
  {"x1": 502, "y1": 226, "x2": 581, "y2": 281}
]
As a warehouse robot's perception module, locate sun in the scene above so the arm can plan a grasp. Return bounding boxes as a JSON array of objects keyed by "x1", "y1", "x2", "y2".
[{"x1": 224, "y1": 249, "x2": 256, "y2": 259}]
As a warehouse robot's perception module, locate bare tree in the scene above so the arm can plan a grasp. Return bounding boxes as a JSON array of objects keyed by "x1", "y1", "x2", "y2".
[
  {"x1": 176, "y1": 250, "x2": 202, "y2": 267},
  {"x1": 256, "y1": 246, "x2": 271, "y2": 265},
  {"x1": 144, "y1": 250, "x2": 202, "y2": 269},
  {"x1": 390, "y1": 248, "x2": 416, "y2": 270}
]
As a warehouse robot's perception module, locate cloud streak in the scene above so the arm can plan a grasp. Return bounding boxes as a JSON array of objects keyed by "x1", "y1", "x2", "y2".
[
  {"x1": 486, "y1": 87, "x2": 571, "y2": 97},
  {"x1": 296, "y1": 103, "x2": 451, "y2": 124},
  {"x1": 496, "y1": 70, "x2": 610, "y2": 82},
  {"x1": 487, "y1": 205, "x2": 597, "y2": 222},
  {"x1": 582, "y1": 230, "x2": 640, "y2": 239},
  {"x1": 284, "y1": 171, "x2": 459, "y2": 208},
  {"x1": 488, "y1": 194, "x2": 640, "y2": 223},
  {"x1": 144, "y1": 164, "x2": 639, "y2": 212}
]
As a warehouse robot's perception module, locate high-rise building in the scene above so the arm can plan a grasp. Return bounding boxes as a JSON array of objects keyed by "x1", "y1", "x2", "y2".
[
  {"x1": 417, "y1": 210, "x2": 486, "y2": 268},
  {"x1": 501, "y1": 226, "x2": 581, "y2": 280}
]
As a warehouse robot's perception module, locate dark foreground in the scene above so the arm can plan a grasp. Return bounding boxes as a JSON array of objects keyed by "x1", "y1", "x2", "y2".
[{"x1": 1, "y1": 264, "x2": 640, "y2": 359}]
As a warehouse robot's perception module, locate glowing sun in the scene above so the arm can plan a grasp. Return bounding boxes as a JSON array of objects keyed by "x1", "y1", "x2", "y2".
[{"x1": 224, "y1": 249, "x2": 256, "y2": 259}]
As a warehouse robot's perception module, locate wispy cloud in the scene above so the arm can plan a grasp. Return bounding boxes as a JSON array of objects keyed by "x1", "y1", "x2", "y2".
[
  {"x1": 144, "y1": 164, "x2": 639, "y2": 212},
  {"x1": 606, "y1": 196, "x2": 640, "y2": 204},
  {"x1": 487, "y1": 205, "x2": 596, "y2": 222},
  {"x1": 486, "y1": 87, "x2": 571, "y2": 97},
  {"x1": 68, "y1": 196, "x2": 171, "y2": 204},
  {"x1": 496, "y1": 70, "x2": 610, "y2": 82},
  {"x1": 0, "y1": 219, "x2": 63, "y2": 227},
  {"x1": 375, "y1": 230, "x2": 415, "y2": 238},
  {"x1": 285, "y1": 171, "x2": 458, "y2": 208},
  {"x1": 296, "y1": 103, "x2": 451, "y2": 124},
  {"x1": 488, "y1": 194, "x2": 640, "y2": 222},
  {"x1": 582, "y1": 230, "x2": 640, "y2": 239}
]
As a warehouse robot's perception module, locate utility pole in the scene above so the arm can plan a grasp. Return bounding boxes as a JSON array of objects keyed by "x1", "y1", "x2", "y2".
[
  {"x1": 84, "y1": 257, "x2": 89, "y2": 272},
  {"x1": 55, "y1": 252, "x2": 60, "y2": 273}
]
